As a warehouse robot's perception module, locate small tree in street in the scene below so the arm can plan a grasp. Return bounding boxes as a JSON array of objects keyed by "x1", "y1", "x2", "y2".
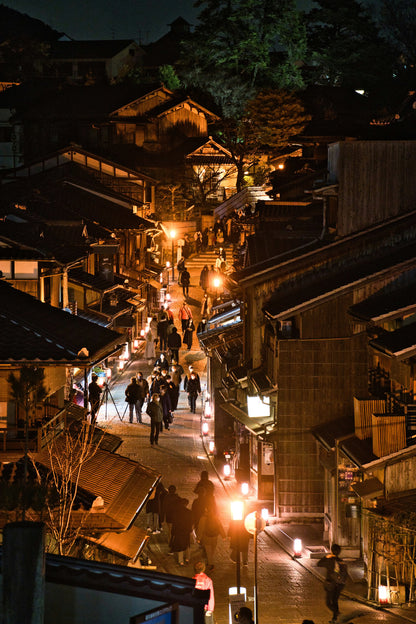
[{"x1": 31, "y1": 419, "x2": 102, "y2": 556}]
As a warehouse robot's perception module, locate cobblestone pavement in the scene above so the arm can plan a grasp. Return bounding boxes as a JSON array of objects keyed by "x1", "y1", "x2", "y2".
[{"x1": 95, "y1": 252, "x2": 411, "y2": 624}]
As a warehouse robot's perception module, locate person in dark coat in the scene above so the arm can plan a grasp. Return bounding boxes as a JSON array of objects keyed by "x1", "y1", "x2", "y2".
[
  {"x1": 162, "y1": 484, "x2": 181, "y2": 548},
  {"x1": 167, "y1": 326, "x2": 182, "y2": 362},
  {"x1": 187, "y1": 371, "x2": 200, "y2": 413},
  {"x1": 157, "y1": 308, "x2": 169, "y2": 352},
  {"x1": 229, "y1": 518, "x2": 251, "y2": 566},
  {"x1": 199, "y1": 265, "x2": 209, "y2": 292},
  {"x1": 154, "y1": 352, "x2": 170, "y2": 372},
  {"x1": 191, "y1": 487, "x2": 208, "y2": 533},
  {"x1": 183, "y1": 318, "x2": 195, "y2": 351},
  {"x1": 135, "y1": 371, "x2": 149, "y2": 422},
  {"x1": 146, "y1": 393, "x2": 163, "y2": 446},
  {"x1": 194, "y1": 470, "x2": 214, "y2": 496},
  {"x1": 181, "y1": 266, "x2": 191, "y2": 297},
  {"x1": 317, "y1": 543, "x2": 348, "y2": 623},
  {"x1": 171, "y1": 497, "x2": 193, "y2": 566},
  {"x1": 88, "y1": 373, "x2": 102, "y2": 424},
  {"x1": 159, "y1": 385, "x2": 173, "y2": 430},
  {"x1": 125, "y1": 376, "x2": 141, "y2": 423},
  {"x1": 164, "y1": 374, "x2": 178, "y2": 411},
  {"x1": 146, "y1": 481, "x2": 166, "y2": 534}
]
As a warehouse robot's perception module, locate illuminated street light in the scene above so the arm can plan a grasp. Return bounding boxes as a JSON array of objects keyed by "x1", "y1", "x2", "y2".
[{"x1": 293, "y1": 538, "x2": 302, "y2": 557}]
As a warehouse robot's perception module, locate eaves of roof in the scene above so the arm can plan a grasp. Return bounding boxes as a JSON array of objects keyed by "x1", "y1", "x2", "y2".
[
  {"x1": 263, "y1": 241, "x2": 416, "y2": 321},
  {"x1": 369, "y1": 322, "x2": 416, "y2": 360},
  {"x1": 0, "y1": 281, "x2": 123, "y2": 365}
]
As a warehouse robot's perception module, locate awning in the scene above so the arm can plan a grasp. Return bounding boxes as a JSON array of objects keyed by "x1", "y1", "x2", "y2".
[
  {"x1": 352, "y1": 477, "x2": 384, "y2": 499},
  {"x1": 220, "y1": 401, "x2": 275, "y2": 437}
]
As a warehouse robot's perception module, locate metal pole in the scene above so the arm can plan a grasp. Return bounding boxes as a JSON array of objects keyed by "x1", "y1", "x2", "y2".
[
  {"x1": 171, "y1": 238, "x2": 175, "y2": 281},
  {"x1": 254, "y1": 513, "x2": 258, "y2": 624},
  {"x1": 237, "y1": 527, "x2": 241, "y2": 594}
]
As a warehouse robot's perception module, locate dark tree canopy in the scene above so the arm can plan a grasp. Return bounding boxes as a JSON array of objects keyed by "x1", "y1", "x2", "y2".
[
  {"x1": 179, "y1": 0, "x2": 306, "y2": 117},
  {"x1": 304, "y1": 0, "x2": 394, "y2": 93}
]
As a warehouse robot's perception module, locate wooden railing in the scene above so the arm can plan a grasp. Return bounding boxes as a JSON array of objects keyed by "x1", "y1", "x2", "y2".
[{"x1": 37, "y1": 409, "x2": 66, "y2": 450}]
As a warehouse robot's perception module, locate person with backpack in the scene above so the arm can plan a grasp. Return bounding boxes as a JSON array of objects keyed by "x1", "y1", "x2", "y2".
[{"x1": 317, "y1": 543, "x2": 348, "y2": 623}]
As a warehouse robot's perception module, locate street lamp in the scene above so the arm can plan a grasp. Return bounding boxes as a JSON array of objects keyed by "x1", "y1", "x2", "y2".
[
  {"x1": 230, "y1": 500, "x2": 244, "y2": 594},
  {"x1": 170, "y1": 229, "x2": 175, "y2": 281},
  {"x1": 213, "y1": 275, "x2": 222, "y2": 301}
]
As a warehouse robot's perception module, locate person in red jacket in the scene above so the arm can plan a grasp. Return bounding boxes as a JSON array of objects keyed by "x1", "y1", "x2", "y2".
[
  {"x1": 193, "y1": 560, "x2": 215, "y2": 621},
  {"x1": 178, "y1": 301, "x2": 193, "y2": 332}
]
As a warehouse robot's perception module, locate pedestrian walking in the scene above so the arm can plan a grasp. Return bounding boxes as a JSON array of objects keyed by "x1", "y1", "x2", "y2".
[
  {"x1": 146, "y1": 481, "x2": 166, "y2": 534},
  {"x1": 317, "y1": 543, "x2": 348, "y2": 623},
  {"x1": 229, "y1": 518, "x2": 251, "y2": 566},
  {"x1": 194, "y1": 470, "x2": 214, "y2": 496},
  {"x1": 155, "y1": 352, "x2": 170, "y2": 372},
  {"x1": 164, "y1": 374, "x2": 178, "y2": 412},
  {"x1": 167, "y1": 326, "x2": 182, "y2": 362},
  {"x1": 193, "y1": 560, "x2": 215, "y2": 622},
  {"x1": 150, "y1": 316, "x2": 158, "y2": 346},
  {"x1": 162, "y1": 484, "x2": 181, "y2": 548},
  {"x1": 191, "y1": 487, "x2": 208, "y2": 533},
  {"x1": 171, "y1": 497, "x2": 193, "y2": 566},
  {"x1": 146, "y1": 393, "x2": 163, "y2": 446},
  {"x1": 179, "y1": 301, "x2": 193, "y2": 333},
  {"x1": 125, "y1": 376, "x2": 141, "y2": 423},
  {"x1": 207, "y1": 227, "x2": 215, "y2": 249},
  {"x1": 183, "y1": 318, "x2": 195, "y2": 351},
  {"x1": 145, "y1": 327, "x2": 156, "y2": 363},
  {"x1": 186, "y1": 370, "x2": 200, "y2": 413},
  {"x1": 197, "y1": 500, "x2": 225, "y2": 572},
  {"x1": 159, "y1": 385, "x2": 173, "y2": 430},
  {"x1": 181, "y1": 266, "x2": 190, "y2": 297},
  {"x1": 88, "y1": 373, "x2": 102, "y2": 424},
  {"x1": 135, "y1": 371, "x2": 149, "y2": 422},
  {"x1": 157, "y1": 308, "x2": 169, "y2": 352},
  {"x1": 199, "y1": 265, "x2": 209, "y2": 292},
  {"x1": 235, "y1": 607, "x2": 254, "y2": 624},
  {"x1": 184, "y1": 366, "x2": 200, "y2": 392}
]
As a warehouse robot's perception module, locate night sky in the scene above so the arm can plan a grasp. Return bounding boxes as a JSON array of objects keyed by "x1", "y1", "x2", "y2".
[
  {"x1": 3, "y1": 0, "x2": 199, "y2": 43},
  {"x1": 4, "y1": 0, "x2": 314, "y2": 43}
]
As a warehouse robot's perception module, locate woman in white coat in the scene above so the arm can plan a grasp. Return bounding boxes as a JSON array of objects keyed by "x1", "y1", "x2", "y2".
[{"x1": 145, "y1": 328, "x2": 156, "y2": 363}]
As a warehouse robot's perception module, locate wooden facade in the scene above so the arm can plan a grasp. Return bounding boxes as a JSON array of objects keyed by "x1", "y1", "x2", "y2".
[{"x1": 329, "y1": 141, "x2": 416, "y2": 237}]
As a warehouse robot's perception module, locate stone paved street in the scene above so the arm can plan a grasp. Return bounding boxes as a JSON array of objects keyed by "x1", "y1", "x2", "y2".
[{"x1": 95, "y1": 250, "x2": 411, "y2": 624}]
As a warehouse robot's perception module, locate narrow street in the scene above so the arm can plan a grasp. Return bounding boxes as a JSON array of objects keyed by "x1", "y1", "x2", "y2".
[{"x1": 96, "y1": 249, "x2": 404, "y2": 624}]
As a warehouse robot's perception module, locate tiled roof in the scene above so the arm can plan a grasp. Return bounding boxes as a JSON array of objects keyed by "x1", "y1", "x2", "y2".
[
  {"x1": 32, "y1": 445, "x2": 160, "y2": 530},
  {"x1": 0, "y1": 281, "x2": 122, "y2": 364},
  {"x1": 0, "y1": 221, "x2": 89, "y2": 264},
  {"x1": 369, "y1": 322, "x2": 416, "y2": 359},
  {"x1": 349, "y1": 279, "x2": 416, "y2": 322},
  {"x1": 263, "y1": 240, "x2": 416, "y2": 320}
]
